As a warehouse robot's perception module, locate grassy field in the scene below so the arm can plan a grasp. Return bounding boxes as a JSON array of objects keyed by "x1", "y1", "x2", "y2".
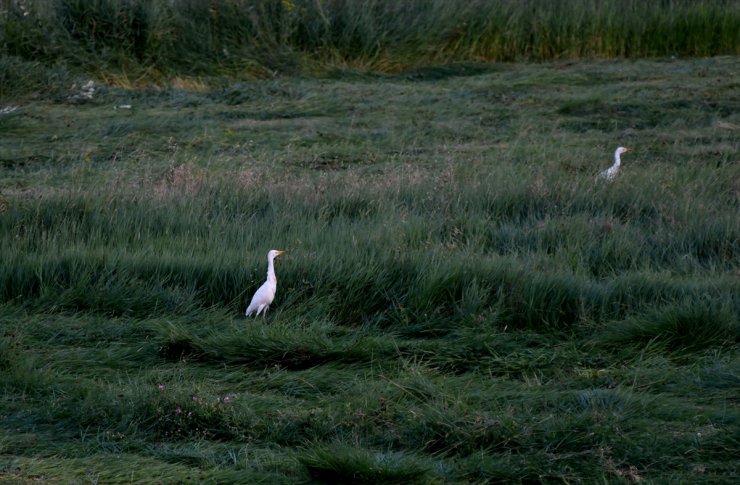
[{"x1": 1, "y1": 54, "x2": 739, "y2": 482}]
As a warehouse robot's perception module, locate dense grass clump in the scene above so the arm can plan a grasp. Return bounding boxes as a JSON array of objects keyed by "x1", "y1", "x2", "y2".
[
  {"x1": 591, "y1": 302, "x2": 738, "y2": 355},
  {"x1": 1, "y1": 57, "x2": 738, "y2": 482},
  {"x1": 0, "y1": 0, "x2": 738, "y2": 84},
  {"x1": 298, "y1": 445, "x2": 433, "y2": 484}
]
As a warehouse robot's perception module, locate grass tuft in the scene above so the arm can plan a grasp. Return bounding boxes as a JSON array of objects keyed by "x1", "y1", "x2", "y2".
[
  {"x1": 298, "y1": 444, "x2": 433, "y2": 484},
  {"x1": 592, "y1": 301, "x2": 738, "y2": 354}
]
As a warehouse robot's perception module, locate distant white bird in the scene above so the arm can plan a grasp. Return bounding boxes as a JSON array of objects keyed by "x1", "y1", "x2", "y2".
[
  {"x1": 599, "y1": 147, "x2": 630, "y2": 181},
  {"x1": 245, "y1": 249, "x2": 285, "y2": 317}
]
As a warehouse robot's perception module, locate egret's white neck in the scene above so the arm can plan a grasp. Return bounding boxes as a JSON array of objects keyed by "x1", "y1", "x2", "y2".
[
  {"x1": 266, "y1": 258, "x2": 277, "y2": 283},
  {"x1": 612, "y1": 150, "x2": 622, "y2": 168}
]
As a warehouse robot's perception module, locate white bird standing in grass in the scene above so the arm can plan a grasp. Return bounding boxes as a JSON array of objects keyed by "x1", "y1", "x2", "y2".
[
  {"x1": 599, "y1": 146, "x2": 630, "y2": 181},
  {"x1": 245, "y1": 249, "x2": 285, "y2": 317}
]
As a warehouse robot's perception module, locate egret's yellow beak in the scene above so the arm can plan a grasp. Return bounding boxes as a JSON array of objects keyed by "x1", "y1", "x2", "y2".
[
  {"x1": 276, "y1": 250, "x2": 285, "y2": 256},
  {"x1": 624, "y1": 148, "x2": 631, "y2": 152}
]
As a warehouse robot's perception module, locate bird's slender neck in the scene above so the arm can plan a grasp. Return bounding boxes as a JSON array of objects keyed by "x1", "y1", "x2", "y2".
[
  {"x1": 266, "y1": 257, "x2": 276, "y2": 283},
  {"x1": 612, "y1": 151, "x2": 622, "y2": 168}
]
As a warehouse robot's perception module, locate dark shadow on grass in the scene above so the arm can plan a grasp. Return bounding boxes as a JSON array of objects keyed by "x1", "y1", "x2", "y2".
[{"x1": 156, "y1": 321, "x2": 400, "y2": 370}]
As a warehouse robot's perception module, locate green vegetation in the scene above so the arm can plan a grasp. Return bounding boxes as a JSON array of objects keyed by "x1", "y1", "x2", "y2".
[
  {"x1": 1, "y1": 54, "x2": 738, "y2": 482},
  {"x1": 1, "y1": 0, "x2": 739, "y2": 81},
  {"x1": 1, "y1": 2, "x2": 739, "y2": 476}
]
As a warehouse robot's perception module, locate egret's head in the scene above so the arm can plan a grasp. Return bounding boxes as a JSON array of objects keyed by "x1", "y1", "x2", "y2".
[
  {"x1": 616, "y1": 147, "x2": 630, "y2": 155},
  {"x1": 268, "y1": 249, "x2": 285, "y2": 260}
]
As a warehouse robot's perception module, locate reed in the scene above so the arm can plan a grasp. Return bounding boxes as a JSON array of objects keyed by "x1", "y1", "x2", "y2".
[{"x1": 1, "y1": 0, "x2": 737, "y2": 81}]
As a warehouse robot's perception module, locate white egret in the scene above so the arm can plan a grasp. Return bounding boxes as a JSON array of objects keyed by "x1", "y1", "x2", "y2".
[
  {"x1": 598, "y1": 147, "x2": 630, "y2": 181},
  {"x1": 245, "y1": 249, "x2": 285, "y2": 317}
]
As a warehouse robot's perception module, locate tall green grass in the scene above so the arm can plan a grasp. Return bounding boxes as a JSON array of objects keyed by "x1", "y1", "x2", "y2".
[
  {"x1": 2, "y1": 179, "x2": 737, "y2": 328},
  {"x1": 1, "y1": 0, "x2": 738, "y2": 80}
]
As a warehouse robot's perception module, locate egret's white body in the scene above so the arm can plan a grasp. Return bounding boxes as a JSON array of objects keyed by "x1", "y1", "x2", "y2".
[
  {"x1": 245, "y1": 249, "x2": 285, "y2": 317},
  {"x1": 599, "y1": 147, "x2": 630, "y2": 181}
]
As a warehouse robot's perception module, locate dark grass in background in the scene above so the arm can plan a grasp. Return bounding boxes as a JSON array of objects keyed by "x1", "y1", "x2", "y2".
[{"x1": 1, "y1": 0, "x2": 738, "y2": 81}]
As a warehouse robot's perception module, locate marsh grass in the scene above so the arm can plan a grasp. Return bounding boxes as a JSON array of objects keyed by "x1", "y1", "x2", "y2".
[
  {"x1": 1, "y1": 57, "x2": 738, "y2": 482},
  {"x1": 1, "y1": 0, "x2": 739, "y2": 88}
]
